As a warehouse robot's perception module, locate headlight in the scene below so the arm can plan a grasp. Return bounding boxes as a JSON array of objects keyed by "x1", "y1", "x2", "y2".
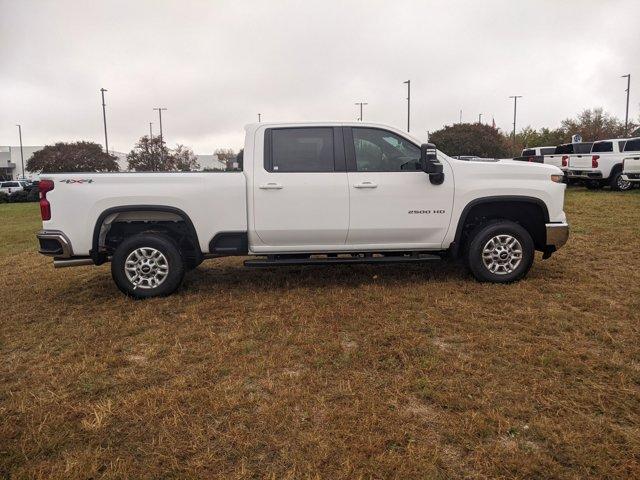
[{"x1": 550, "y1": 174, "x2": 564, "y2": 183}]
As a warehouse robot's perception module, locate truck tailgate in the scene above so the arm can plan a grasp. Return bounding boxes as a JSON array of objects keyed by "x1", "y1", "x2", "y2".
[
  {"x1": 624, "y1": 155, "x2": 640, "y2": 174},
  {"x1": 569, "y1": 154, "x2": 592, "y2": 169}
]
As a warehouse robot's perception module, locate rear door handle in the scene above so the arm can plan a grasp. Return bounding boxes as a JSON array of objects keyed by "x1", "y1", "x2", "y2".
[
  {"x1": 259, "y1": 183, "x2": 283, "y2": 190},
  {"x1": 353, "y1": 181, "x2": 378, "y2": 189}
]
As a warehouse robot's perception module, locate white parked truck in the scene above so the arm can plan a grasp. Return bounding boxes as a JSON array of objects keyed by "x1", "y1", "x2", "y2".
[
  {"x1": 545, "y1": 142, "x2": 593, "y2": 177},
  {"x1": 36, "y1": 122, "x2": 569, "y2": 298},
  {"x1": 621, "y1": 137, "x2": 640, "y2": 184},
  {"x1": 567, "y1": 138, "x2": 635, "y2": 190}
]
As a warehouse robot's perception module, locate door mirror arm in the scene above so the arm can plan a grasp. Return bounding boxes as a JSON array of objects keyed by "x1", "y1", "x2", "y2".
[{"x1": 420, "y1": 143, "x2": 445, "y2": 185}]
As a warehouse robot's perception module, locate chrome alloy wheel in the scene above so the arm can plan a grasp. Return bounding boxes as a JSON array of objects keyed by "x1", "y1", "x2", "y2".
[
  {"x1": 481, "y1": 234, "x2": 523, "y2": 275},
  {"x1": 124, "y1": 247, "x2": 169, "y2": 289},
  {"x1": 617, "y1": 175, "x2": 632, "y2": 191}
]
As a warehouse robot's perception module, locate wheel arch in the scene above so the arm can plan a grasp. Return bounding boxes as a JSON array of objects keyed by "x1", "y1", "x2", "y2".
[
  {"x1": 451, "y1": 196, "x2": 550, "y2": 258},
  {"x1": 90, "y1": 205, "x2": 201, "y2": 265}
]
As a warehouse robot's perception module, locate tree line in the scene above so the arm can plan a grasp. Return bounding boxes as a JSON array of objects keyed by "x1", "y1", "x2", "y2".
[
  {"x1": 430, "y1": 108, "x2": 639, "y2": 158},
  {"x1": 25, "y1": 107, "x2": 640, "y2": 173},
  {"x1": 26, "y1": 135, "x2": 242, "y2": 173}
]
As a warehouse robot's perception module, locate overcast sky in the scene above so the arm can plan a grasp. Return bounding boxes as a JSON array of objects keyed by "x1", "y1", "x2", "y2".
[{"x1": 1, "y1": 0, "x2": 639, "y2": 153}]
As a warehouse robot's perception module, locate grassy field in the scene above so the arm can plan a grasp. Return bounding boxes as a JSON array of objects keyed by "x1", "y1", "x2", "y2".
[{"x1": 1, "y1": 188, "x2": 639, "y2": 479}]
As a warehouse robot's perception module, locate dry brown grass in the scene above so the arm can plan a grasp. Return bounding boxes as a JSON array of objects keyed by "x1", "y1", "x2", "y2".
[{"x1": 1, "y1": 188, "x2": 640, "y2": 479}]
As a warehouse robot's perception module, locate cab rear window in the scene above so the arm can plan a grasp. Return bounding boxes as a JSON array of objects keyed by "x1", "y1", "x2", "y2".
[
  {"x1": 555, "y1": 144, "x2": 573, "y2": 154},
  {"x1": 573, "y1": 143, "x2": 593, "y2": 154}
]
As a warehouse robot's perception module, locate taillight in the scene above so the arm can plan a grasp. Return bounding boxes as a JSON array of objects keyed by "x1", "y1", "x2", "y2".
[
  {"x1": 528, "y1": 156, "x2": 535, "y2": 162},
  {"x1": 561, "y1": 155, "x2": 569, "y2": 167},
  {"x1": 39, "y1": 180, "x2": 54, "y2": 220},
  {"x1": 592, "y1": 155, "x2": 599, "y2": 168}
]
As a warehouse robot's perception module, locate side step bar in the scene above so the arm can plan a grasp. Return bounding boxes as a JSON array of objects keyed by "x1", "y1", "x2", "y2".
[{"x1": 244, "y1": 254, "x2": 441, "y2": 268}]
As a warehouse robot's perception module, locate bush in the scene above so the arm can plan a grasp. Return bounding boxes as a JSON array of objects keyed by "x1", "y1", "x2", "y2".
[
  {"x1": 8, "y1": 190, "x2": 35, "y2": 203},
  {"x1": 26, "y1": 188, "x2": 40, "y2": 202},
  {"x1": 0, "y1": 192, "x2": 8, "y2": 203}
]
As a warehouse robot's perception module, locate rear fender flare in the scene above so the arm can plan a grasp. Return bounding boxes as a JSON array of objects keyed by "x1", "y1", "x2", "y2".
[{"x1": 90, "y1": 205, "x2": 200, "y2": 264}]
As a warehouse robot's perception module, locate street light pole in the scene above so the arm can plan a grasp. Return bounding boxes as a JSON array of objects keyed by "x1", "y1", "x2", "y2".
[
  {"x1": 478, "y1": 113, "x2": 483, "y2": 124},
  {"x1": 622, "y1": 74, "x2": 631, "y2": 136},
  {"x1": 149, "y1": 122, "x2": 153, "y2": 139},
  {"x1": 258, "y1": 113, "x2": 261, "y2": 122},
  {"x1": 509, "y1": 95, "x2": 523, "y2": 149},
  {"x1": 355, "y1": 102, "x2": 368, "y2": 121},
  {"x1": 16, "y1": 124, "x2": 24, "y2": 179},
  {"x1": 100, "y1": 88, "x2": 109, "y2": 154},
  {"x1": 153, "y1": 107, "x2": 167, "y2": 162},
  {"x1": 403, "y1": 80, "x2": 411, "y2": 131}
]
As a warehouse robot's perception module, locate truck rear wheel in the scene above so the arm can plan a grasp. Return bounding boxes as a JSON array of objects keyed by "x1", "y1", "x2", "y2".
[
  {"x1": 466, "y1": 220, "x2": 534, "y2": 283},
  {"x1": 111, "y1": 233, "x2": 185, "y2": 298}
]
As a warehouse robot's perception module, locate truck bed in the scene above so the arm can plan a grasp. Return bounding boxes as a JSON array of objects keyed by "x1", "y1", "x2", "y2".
[{"x1": 40, "y1": 172, "x2": 248, "y2": 255}]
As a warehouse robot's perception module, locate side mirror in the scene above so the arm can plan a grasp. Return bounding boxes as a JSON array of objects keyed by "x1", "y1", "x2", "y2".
[{"x1": 420, "y1": 143, "x2": 445, "y2": 185}]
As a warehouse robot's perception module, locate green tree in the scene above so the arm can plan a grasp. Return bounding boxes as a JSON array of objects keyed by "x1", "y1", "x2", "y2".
[
  {"x1": 173, "y1": 144, "x2": 200, "y2": 171},
  {"x1": 26, "y1": 141, "x2": 119, "y2": 173},
  {"x1": 560, "y1": 108, "x2": 632, "y2": 141},
  {"x1": 514, "y1": 126, "x2": 567, "y2": 152},
  {"x1": 127, "y1": 136, "x2": 172, "y2": 171},
  {"x1": 214, "y1": 148, "x2": 238, "y2": 171},
  {"x1": 127, "y1": 137, "x2": 201, "y2": 172},
  {"x1": 430, "y1": 123, "x2": 511, "y2": 158}
]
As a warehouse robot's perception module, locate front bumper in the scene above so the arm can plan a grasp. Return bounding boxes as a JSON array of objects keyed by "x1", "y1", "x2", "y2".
[
  {"x1": 622, "y1": 173, "x2": 640, "y2": 182},
  {"x1": 36, "y1": 229, "x2": 73, "y2": 257},
  {"x1": 546, "y1": 222, "x2": 569, "y2": 250}
]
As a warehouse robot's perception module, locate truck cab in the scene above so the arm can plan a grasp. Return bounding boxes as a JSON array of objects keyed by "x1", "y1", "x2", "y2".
[{"x1": 35, "y1": 122, "x2": 569, "y2": 298}]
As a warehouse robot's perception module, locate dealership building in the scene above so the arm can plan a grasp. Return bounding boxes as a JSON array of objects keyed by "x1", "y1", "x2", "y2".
[{"x1": 0, "y1": 145, "x2": 44, "y2": 180}]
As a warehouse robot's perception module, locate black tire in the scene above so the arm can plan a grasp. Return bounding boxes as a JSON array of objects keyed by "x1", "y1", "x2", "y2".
[
  {"x1": 111, "y1": 233, "x2": 185, "y2": 299},
  {"x1": 466, "y1": 220, "x2": 535, "y2": 283},
  {"x1": 609, "y1": 170, "x2": 633, "y2": 191}
]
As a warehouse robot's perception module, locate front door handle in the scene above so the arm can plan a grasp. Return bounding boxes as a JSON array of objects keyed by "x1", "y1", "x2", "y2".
[
  {"x1": 259, "y1": 183, "x2": 283, "y2": 190},
  {"x1": 353, "y1": 181, "x2": 378, "y2": 189}
]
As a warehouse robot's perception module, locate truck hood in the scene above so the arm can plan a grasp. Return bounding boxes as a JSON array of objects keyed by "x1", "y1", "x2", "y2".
[{"x1": 442, "y1": 154, "x2": 563, "y2": 178}]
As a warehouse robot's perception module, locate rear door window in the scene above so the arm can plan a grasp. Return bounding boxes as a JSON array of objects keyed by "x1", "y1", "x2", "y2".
[
  {"x1": 266, "y1": 128, "x2": 335, "y2": 172},
  {"x1": 540, "y1": 147, "x2": 556, "y2": 155},
  {"x1": 623, "y1": 139, "x2": 640, "y2": 152},
  {"x1": 591, "y1": 142, "x2": 613, "y2": 153},
  {"x1": 522, "y1": 149, "x2": 536, "y2": 156}
]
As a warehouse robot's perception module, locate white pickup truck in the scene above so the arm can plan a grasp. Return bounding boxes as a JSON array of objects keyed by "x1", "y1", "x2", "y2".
[
  {"x1": 36, "y1": 122, "x2": 569, "y2": 298},
  {"x1": 621, "y1": 137, "x2": 640, "y2": 184},
  {"x1": 544, "y1": 142, "x2": 593, "y2": 179},
  {"x1": 567, "y1": 138, "x2": 635, "y2": 191}
]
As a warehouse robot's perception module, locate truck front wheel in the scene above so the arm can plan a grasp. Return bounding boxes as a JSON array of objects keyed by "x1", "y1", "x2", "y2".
[
  {"x1": 466, "y1": 220, "x2": 534, "y2": 283},
  {"x1": 609, "y1": 171, "x2": 632, "y2": 191},
  {"x1": 111, "y1": 233, "x2": 185, "y2": 298}
]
